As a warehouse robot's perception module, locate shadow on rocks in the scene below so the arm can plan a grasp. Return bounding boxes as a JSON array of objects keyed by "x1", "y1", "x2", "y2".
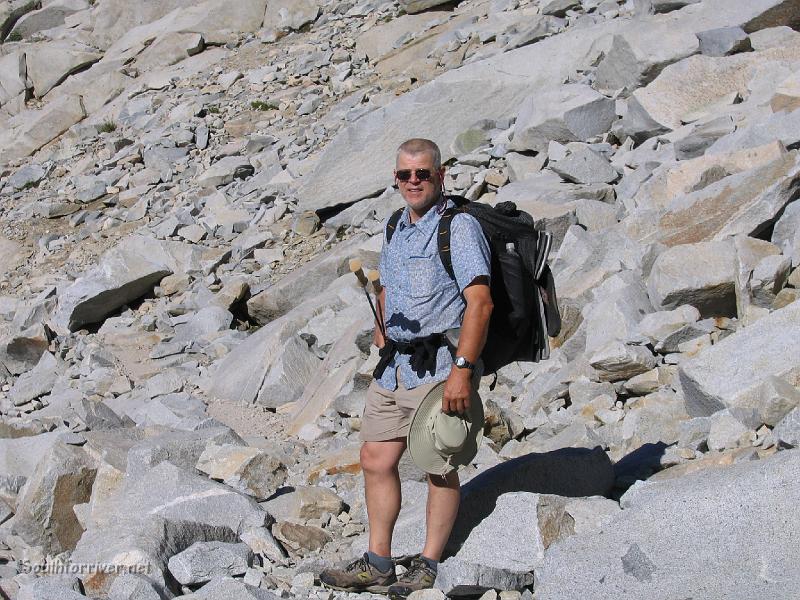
[{"x1": 443, "y1": 446, "x2": 616, "y2": 558}]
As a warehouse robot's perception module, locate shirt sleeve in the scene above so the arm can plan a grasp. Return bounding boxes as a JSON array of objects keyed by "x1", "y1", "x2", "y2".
[{"x1": 449, "y1": 212, "x2": 491, "y2": 294}]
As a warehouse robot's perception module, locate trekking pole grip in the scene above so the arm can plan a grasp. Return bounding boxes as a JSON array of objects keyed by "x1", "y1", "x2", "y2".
[{"x1": 349, "y1": 258, "x2": 369, "y2": 287}]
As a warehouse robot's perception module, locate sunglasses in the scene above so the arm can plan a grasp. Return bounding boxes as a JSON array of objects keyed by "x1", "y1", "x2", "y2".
[{"x1": 395, "y1": 169, "x2": 434, "y2": 182}]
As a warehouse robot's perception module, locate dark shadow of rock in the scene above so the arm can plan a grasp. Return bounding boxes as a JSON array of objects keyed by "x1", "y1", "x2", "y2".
[
  {"x1": 610, "y1": 441, "x2": 669, "y2": 500},
  {"x1": 444, "y1": 446, "x2": 614, "y2": 558}
]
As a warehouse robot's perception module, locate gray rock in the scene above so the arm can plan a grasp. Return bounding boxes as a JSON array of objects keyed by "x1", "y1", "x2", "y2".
[
  {"x1": 646, "y1": 240, "x2": 736, "y2": 317},
  {"x1": 772, "y1": 198, "x2": 800, "y2": 267},
  {"x1": 72, "y1": 461, "x2": 266, "y2": 597},
  {"x1": 179, "y1": 576, "x2": 280, "y2": 599},
  {"x1": 9, "y1": 352, "x2": 59, "y2": 406},
  {"x1": 74, "y1": 175, "x2": 107, "y2": 203},
  {"x1": 550, "y1": 145, "x2": 618, "y2": 184},
  {"x1": 261, "y1": 485, "x2": 344, "y2": 521},
  {"x1": 264, "y1": 0, "x2": 319, "y2": 31},
  {"x1": 239, "y1": 526, "x2": 288, "y2": 565},
  {"x1": 773, "y1": 407, "x2": 800, "y2": 447},
  {"x1": 0, "y1": 94, "x2": 86, "y2": 164},
  {"x1": 678, "y1": 416, "x2": 712, "y2": 449},
  {"x1": 126, "y1": 427, "x2": 245, "y2": 477},
  {"x1": 706, "y1": 409, "x2": 752, "y2": 450},
  {"x1": 633, "y1": 0, "x2": 700, "y2": 14},
  {"x1": 196, "y1": 444, "x2": 287, "y2": 501},
  {"x1": 727, "y1": 375, "x2": 800, "y2": 429},
  {"x1": 541, "y1": 0, "x2": 580, "y2": 17},
  {"x1": 534, "y1": 450, "x2": 800, "y2": 599},
  {"x1": 168, "y1": 541, "x2": 253, "y2": 585},
  {"x1": 636, "y1": 305, "x2": 701, "y2": 344},
  {"x1": 107, "y1": 573, "x2": 162, "y2": 600},
  {"x1": 589, "y1": 342, "x2": 657, "y2": 382},
  {"x1": 17, "y1": 577, "x2": 86, "y2": 600},
  {"x1": 706, "y1": 109, "x2": 800, "y2": 156},
  {"x1": 24, "y1": 41, "x2": 102, "y2": 98},
  {"x1": 673, "y1": 116, "x2": 736, "y2": 160},
  {"x1": 9, "y1": 164, "x2": 45, "y2": 190},
  {"x1": 197, "y1": 156, "x2": 255, "y2": 188},
  {"x1": 297, "y1": 21, "x2": 620, "y2": 210},
  {"x1": 510, "y1": 84, "x2": 616, "y2": 153},
  {"x1": 398, "y1": 0, "x2": 457, "y2": 13},
  {"x1": 8, "y1": 0, "x2": 87, "y2": 39},
  {"x1": 679, "y1": 300, "x2": 800, "y2": 417},
  {"x1": 697, "y1": 26, "x2": 752, "y2": 56},
  {"x1": 0, "y1": 431, "x2": 61, "y2": 498},
  {"x1": 12, "y1": 443, "x2": 97, "y2": 555}
]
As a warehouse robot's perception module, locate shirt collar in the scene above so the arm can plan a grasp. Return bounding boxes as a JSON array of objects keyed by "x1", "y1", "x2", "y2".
[{"x1": 399, "y1": 196, "x2": 451, "y2": 234}]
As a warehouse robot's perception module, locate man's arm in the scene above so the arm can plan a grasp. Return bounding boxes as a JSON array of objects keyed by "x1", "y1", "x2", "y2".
[{"x1": 442, "y1": 276, "x2": 492, "y2": 414}]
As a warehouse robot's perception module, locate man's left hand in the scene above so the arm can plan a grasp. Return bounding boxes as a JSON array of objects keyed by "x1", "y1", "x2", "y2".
[{"x1": 442, "y1": 367, "x2": 472, "y2": 414}]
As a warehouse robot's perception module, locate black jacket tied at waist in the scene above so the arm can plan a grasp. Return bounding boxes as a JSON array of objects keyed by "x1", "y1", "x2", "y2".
[{"x1": 373, "y1": 333, "x2": 450, "y2": 380}]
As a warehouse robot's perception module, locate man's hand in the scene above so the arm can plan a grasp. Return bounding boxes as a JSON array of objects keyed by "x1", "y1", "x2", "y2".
[{"x1": 442, "y1": 367, "x2": 472, "y2": 414}]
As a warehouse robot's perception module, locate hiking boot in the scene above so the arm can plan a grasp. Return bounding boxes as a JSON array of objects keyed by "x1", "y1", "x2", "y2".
[
  {"x1": 319, "y1": 553, "x2": 396, "y2": 593},
  {"x1": 387, "y1": 555, "x2": 437, "y2": 599}
]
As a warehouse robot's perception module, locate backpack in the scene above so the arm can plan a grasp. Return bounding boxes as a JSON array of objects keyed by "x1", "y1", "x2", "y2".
[{"x1": 386, "y1": 195, "x2": 561, "y2": 375}]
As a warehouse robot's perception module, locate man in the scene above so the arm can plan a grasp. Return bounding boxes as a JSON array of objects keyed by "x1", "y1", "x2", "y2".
[{"x1": 320, "y1": 139, "x2": 493, "y2": 598}]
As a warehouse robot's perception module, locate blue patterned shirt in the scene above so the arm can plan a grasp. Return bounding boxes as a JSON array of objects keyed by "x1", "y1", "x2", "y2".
[{"x1": 376, "y1": 199, "x2": 491, "y2": 391}]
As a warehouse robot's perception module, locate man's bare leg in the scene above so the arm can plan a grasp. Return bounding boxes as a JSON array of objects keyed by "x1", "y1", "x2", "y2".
[
  {"x1": 421, "y1": 470, "x2": 460, "y2": 561},
  {"x1": 361, "y1": 438, "x2": 407, "y2": 557}
]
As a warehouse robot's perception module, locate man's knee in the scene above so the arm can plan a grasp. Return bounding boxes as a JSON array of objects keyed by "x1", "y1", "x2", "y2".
[{"x1": 360, "y1": 441, "x2": 403, "y2": 475}]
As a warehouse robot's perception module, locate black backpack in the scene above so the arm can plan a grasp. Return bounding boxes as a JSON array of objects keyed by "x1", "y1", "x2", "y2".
[{"x1": 386, "y1": 195, "x2": 561, "y2": 374}]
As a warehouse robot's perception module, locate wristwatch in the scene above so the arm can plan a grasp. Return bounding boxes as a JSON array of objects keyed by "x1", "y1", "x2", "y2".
[{"x1": 454, "y1": 356, "x2": 475, "y2": 371}]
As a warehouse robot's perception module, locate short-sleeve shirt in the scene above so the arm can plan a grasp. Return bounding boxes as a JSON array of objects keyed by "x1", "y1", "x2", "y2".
[{"x1": 377, "y1": 198, "x2": 491, "y2": 391}]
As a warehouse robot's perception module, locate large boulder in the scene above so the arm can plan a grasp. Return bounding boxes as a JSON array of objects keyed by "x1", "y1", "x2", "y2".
[
  {"x1": 646, "y1": 240, "x2": 737, "y2": 317},
  {"x1": 0, "y1": 51, "x2": 27, "y2": 108},
  {"x1": 398, "y1": 0, "x2": 454, "y2": 12},
  {"x1": 0, "y1": 94, "x2": 86, "y2": 164},
  {"x1": 12, "y1": 443, "x2": 97, "y2": 555},
  {"x1": 25, "y1": 41, "x2": 102, "y2": 98},
  {"x1": 7, "y1": 0, "x2": 88, "y2": 40},
  {"x1": 679, "y1": 300, "x2": 800, "y2": 417},
  {"x1": 72, "y1": 461, "x2": 266, "y2": 597},
  {"x1": 534, "y1": 450, "x2": 800, "y2": 599},
  {"x1": 263, "y1": 0, "x2": 319, "y2": 31}
]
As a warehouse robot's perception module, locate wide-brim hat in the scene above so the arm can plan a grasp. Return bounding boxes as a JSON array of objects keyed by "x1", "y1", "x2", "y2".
[{"x1": 407, "y1": 381, "x2": 484, "y2": 476}]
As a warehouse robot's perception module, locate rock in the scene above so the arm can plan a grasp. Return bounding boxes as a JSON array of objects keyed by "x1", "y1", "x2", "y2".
[
  {"x1": 177, "y1": 576, "x2": 280, "y2": 599},
  {"x1": 707, "y1": 409, "x2": 752, "y2": 450},
  {"x1": 679, "y1": 300, "x2": 800, "y2": 417},
  {"x1": 728, "y1": 375, "x2": 800, "y2": 429},
  {"x1": 8, "y1": 351, "x2": 59, "y2": 406},
  {"x1": 623, "y1": 368, "x2": 663, "y2": 395},
  {"x1": 772, "y1": 198, "x2": 800, "y2": 266},
  {"x1": 589, "y1": 342, "x2": 657, "y2": 382},
  {"x1": 646, "y1": 240, "x2": 736, "y2": 317},
  {"x1": 168, "y1": 541, "x2": 253, "y2": 585},
  {"x1": 297, "y1": 22, "x2": 621, "y2": 210},
  {"x1": 534, "y1": 450, "x2": 800, "y2": 599},
  {"x1": 196, "y1": 444, "x2": 287, "y2": 501},
  {"x1": 0, "y1": 94, "x2": 86, "y2": 164},
  {"x1": 678, "y1": 416, "x2": 712, "y2": 450},
  {"x1": 550, "y1": 145, "x2": 618, "y2": 184},
  {"x1": 0, "y1": 431, "x2": 61, "y2": 499},
  {"x1": 398, "y1": 0, "x2": 456, "y2": 13},
  {"x1": 107, "y1": 573, "x2": 162, "y2": 600},
  {"x1": 673, "y1": 115, "x2": 736, "y2": 160},
  {"x1": 72, "y1": 461, "x2": 266, "y2": 597},
  {"x1": 272, "y1": 520, "x2": 331, "y2": 554},
  {"x1": 696, "y1": 26, "x2": 752, "y2": 56},
  {"x1": 8, "y1": 0, "x2": 87, "y2": 39},
  {"x1": 773, "y1": 407, "x2": 800, "y2": 447},
  {"x1": 510, "y1": 85, "x2": 616, "y2": 153},
  {"x1": 541, "y1": 0, "x2": 581, "y2": 17},
  {"x1": 633, "y1": 0, "x2": 700, "y2": 14},
  {"x1": 126, "y1": 427, "x2": 245, "y2": 477},
  {"x1": 8, "y1": 164, "x2": 45, "y2": 191},
  {"x1": 261, "y1": 485, "x2": 344, "y2": 521},
  {"x1": 626, "y1": 152, "x2": 800, "y2": 248},
  {"x1": 197, "y1": 156, "x2": 255, "y2": 188},
  {"x1": 636, "y1": 305, "x2": 701, "y2": 344},
  {"x1": 239, "y1": 526, "x2": 288, "y2": 565},
  {"x1": 771, "y1": 69, "x2": 800, "y2": 112},
  {"x1": 264, "y1": 0, "x2": 319, "y2": 31},
  {"x1": 17, "y1": 577, "x2": 87, "y2": 600},
  {"x1": 12, "y1": 443, "x2": 97, "y2": 555},
  {"x1": 24, "y1": 41, "x2": 102, "y2": 98},
  {"x1": 437, "y1": 493, "x2": 620, "y2": 592}
]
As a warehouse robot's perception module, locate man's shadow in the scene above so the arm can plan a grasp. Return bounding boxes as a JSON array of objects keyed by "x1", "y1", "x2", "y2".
[{"x1": 442, "y1": 443, "x2": 667, "y2": 558}]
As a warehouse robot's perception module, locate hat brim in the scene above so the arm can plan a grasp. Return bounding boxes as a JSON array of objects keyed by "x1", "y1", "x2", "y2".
[{"x1": 407, "y1": 381, "x2": 484, "y2": 476}]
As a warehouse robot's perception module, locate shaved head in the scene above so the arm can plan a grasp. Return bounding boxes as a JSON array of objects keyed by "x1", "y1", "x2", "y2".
[{"x1": 396, "y1": 138, "x2": 441, "y2": 169}]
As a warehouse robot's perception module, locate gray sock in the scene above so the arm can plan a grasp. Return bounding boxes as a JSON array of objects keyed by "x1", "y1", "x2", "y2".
[
  {"x1": 366, "y1": 551, "x2": 393, "y2": 573},
  {"x1": 420, "y1": 555, "x2": 438, "y2": 572}
]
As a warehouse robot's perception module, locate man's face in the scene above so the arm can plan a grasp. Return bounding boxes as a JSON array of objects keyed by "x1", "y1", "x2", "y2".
[{"x1": 395, "y1": 151, "x2": 445, "y2": 215}]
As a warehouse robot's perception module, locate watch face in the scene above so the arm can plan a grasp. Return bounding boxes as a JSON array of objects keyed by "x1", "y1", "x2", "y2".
[{"x1": 455, "y1": 357, "x2": 465, "y2": 367}]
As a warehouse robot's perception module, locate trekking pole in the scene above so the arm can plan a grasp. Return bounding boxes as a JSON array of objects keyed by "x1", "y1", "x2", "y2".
[
  {"x1": 349, "y1": 259, "x2": 385, "y2": 338},
  {"x1": 367, "y1": 270, "x2": 385, "y2": 337}
]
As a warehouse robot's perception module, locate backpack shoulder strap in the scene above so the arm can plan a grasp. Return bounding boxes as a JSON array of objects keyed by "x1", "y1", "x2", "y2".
[
  {"x1": 437, "y1": 207, "x2": 459, "y2": 281},
  {"x1": 386, "y1": 208, "x2": 404, "y2": 244}
]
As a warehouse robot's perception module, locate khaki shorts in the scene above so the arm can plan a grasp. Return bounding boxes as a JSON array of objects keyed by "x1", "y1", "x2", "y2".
[{"x1": 360, "y1": 378, "x2": 442, "y2": 442}]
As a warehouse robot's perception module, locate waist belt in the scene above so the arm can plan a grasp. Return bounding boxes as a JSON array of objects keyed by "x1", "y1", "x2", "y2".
[{"x1": 373, "y1": 333, "x2": 450, "y2": 380}]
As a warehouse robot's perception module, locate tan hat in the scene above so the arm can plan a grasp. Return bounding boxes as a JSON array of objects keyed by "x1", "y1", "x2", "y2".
[{"x1": 407, "y1": 381, "x2": 484, "y2": 476}]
